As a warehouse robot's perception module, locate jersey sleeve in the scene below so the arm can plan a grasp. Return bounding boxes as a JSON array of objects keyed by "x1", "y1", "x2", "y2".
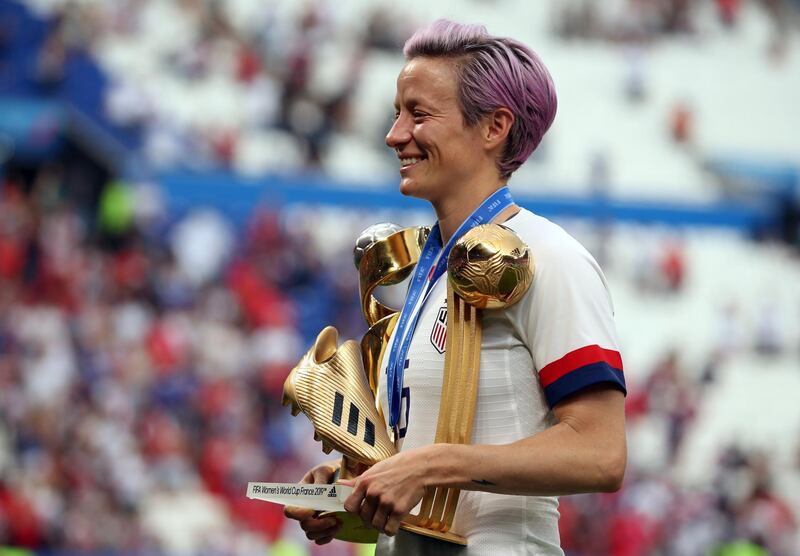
[{"x1": 515, "y1": 238, "x2": 626, "y2": 408}]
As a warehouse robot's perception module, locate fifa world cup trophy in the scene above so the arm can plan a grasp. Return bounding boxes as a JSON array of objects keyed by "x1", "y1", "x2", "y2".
[{"x1": 281, "y1": 222, "x2": 533, "y2": 545}]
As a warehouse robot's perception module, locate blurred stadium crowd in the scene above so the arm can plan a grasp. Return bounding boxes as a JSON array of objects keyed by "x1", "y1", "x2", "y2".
[
  {"x1": 1, "y1": 0, "x2": 800, "y2": 555},
  {"x1": 1, "y1": 160, "x2": 799, "y2": 556},
  {"x1": 0, "y1": 164, "x2": 362, "y2": 554},
  {"x1": 12, "y1": 0, "x2": 800, "y2": 188}
]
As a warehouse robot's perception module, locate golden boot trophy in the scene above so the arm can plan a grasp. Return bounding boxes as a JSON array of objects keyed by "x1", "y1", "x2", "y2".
[
  {"x1": 283, "y1": 223, "x2": 428, "y2": 543},
  {"x1": 282, "y1": 222, "x2": 533, "y2": 545}
]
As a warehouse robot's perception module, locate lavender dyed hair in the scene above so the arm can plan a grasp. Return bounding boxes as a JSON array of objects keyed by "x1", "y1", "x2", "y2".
[{"x1": 403, "y1": 19, "x2": 557, "y2": 179}]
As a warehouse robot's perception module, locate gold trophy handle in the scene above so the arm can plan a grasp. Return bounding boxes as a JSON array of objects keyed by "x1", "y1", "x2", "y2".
[
  {"x1": 360, "y1": 313, "x2": 398, "y2": 400},
  {"x1": 358, "y1": 227, "x2": 429, "y2": 327}
]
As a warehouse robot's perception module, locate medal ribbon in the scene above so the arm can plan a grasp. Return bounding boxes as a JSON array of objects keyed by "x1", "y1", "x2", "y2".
[{"x1": 386, "y1": 187, "x2": 514, "y2": 429}]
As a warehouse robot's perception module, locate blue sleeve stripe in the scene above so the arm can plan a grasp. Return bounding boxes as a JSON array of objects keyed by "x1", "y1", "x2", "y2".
[{"x1": 543, "y1": 362, "x2": 626, "y2": 408}]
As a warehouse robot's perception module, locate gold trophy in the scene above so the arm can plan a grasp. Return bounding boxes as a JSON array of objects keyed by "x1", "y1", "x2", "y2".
[
  {"x1": 283, "y1": 223, "x2": 429, "y2": 543},
  {"x1": 282, "y1": 222, "x2": 533, "y2": 545}
]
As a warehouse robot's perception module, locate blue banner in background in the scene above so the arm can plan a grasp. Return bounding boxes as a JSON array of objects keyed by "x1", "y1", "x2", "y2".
[
  {"x1": 156, "y1": 170, "x2": 776, "y2": 234},
  {"x1": 707, "y1": 155, "x2": 800, "y2": 199}
]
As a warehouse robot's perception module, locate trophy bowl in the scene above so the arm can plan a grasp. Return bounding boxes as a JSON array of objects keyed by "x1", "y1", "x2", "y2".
[{"x1": 353, "y1": 222, "x2": 403, "y2": 270}]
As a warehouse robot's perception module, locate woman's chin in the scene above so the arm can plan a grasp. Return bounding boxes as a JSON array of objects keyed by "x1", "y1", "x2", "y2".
[
  {"x1": 398, "y1": 180, "x2": 416, "y2": 197},
  {"x1": 399, "y1": 179, "x2": 429, "y2": 200}
]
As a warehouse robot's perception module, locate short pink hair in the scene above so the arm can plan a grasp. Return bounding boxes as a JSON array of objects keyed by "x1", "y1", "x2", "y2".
[{"x1": 404, "y1": 19, "x2": 557, "y2": 179}]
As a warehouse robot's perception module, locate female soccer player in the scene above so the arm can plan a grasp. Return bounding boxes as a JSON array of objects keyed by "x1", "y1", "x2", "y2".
[{"x1": 286, "y1": 19, "x2": 627, "y2": 555}]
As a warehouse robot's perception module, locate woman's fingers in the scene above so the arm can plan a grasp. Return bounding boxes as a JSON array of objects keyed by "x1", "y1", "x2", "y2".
[
  {"x1": 301, "y1": 516, "x2": 339, "y2": 533},
  {"x1": 311, "y1": 464, "x2": 337, "y2": 484},
  {"x1": 358, "y1": 494, "x2": 379, "y2": 527},
  {"x1": 303, "y1": 519, "x2": 341, "y2": 541},
  {"x1": 385, "y1": 512, "x2": 403, "y2": 536},
  {"x1": 284, "y1": 505, "x2": 315, "y2": 521},
  {"x1": 371, "y1": 504, "x2": 390, "y2": 533}
]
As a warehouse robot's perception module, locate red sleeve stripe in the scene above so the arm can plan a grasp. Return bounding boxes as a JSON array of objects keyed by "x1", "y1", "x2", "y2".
[{"x1": 539, "y1": 345, "x2": 623, "y2": 387}]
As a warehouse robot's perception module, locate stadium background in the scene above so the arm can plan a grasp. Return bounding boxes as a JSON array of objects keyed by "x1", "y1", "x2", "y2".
[{"x1": 1, "y1": 0, "x2": 799, "y2": 554}]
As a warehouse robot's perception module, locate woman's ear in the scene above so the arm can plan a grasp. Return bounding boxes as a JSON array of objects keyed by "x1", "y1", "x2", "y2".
[{"x1": 483, "y1": 107, "x2": 515, "y2": 151}]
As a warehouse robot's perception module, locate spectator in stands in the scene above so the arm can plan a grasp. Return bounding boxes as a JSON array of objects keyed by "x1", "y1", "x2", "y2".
[
  {"x1": 716, "y1": 0, "x2": 742, "y2": 28},
  {"x1": 659, "y1": 239, "x2": 686, "y2": 292},
  {"x1": 670, "y1": 100, "x2": 694, "y2": 145}
]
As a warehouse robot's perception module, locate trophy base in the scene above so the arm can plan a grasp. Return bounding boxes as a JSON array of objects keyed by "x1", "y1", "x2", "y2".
[
  {"x1": 399, "y1": 522, "x2": 468, "y2": 546},
  {"x1": 323, "y1": 511, "x2": 379, "y2": 544},
  {"x1": 323, "y1": 511, "x2": 468, "y2": 545}
]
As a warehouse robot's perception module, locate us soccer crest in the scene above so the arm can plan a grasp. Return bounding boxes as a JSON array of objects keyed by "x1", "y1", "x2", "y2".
[{"x1": 430, "y1": 306, "x2": 447, "y2": 353}]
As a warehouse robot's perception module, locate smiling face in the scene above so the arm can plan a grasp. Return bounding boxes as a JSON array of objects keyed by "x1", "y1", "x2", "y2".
[{"x1": 386, "y1": 57, "x2": 491, "y2": 204}]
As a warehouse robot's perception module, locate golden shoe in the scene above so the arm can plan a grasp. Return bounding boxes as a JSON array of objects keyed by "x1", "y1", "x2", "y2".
[{"x1": 283, "y1": 326, "x2": 397, "y2": 466}]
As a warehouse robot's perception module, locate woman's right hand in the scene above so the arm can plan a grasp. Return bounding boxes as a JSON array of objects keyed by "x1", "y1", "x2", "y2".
[{"x1": 283, "y1": 460, "x2": 342, "y2": 545}]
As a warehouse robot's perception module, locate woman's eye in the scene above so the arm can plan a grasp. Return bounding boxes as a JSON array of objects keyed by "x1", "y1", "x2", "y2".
[{"x1": 391, "y1": 110, "x2": 425, "y2": 121}]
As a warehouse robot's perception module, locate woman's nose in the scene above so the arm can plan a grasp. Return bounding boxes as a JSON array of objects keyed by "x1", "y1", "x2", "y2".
[{"x1": 386, "y1": 113, "x2": 411, "y2": 149}]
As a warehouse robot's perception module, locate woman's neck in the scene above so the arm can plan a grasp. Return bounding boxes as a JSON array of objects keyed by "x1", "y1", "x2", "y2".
[{"x1": 433, "y1": 183, "x2": 516, "y2": 245}]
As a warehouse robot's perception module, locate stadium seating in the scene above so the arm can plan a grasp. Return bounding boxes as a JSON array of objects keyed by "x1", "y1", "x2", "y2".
[{"x1": 0, "y1": 0, "x2": 798, "y2": 554}]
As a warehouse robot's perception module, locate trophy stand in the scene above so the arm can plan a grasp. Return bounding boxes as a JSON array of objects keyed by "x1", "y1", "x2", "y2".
[
  {"x1": 400, "y1": 223, "x2": 534, "y2": 542},
  {"x1": 399, "y1": 283, "x2": 481, "y2": 544}
]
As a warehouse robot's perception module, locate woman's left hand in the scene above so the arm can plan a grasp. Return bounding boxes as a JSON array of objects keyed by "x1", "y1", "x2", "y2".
[{"x1": 340, "y1": 445, "x2": 435, "y2": 536}]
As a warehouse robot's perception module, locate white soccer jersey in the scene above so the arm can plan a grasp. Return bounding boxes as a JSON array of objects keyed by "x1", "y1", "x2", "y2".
[{"x1": 376, "y1": 208, "x2": 626, "y2": 556}]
